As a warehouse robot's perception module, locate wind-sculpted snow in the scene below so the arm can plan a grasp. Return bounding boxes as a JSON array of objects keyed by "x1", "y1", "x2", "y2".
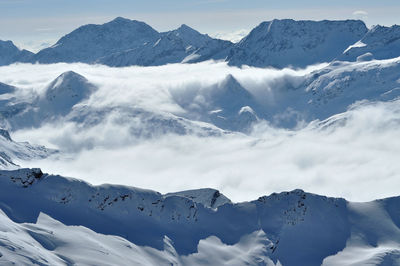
[
  {"x1": 1, "y1": 168, "x2": 400, "y2": 265},
  {"x1": 0, "y1": 209, "x2": 278, "y2": 266},
  {"x1": 227, "y1": 19, "x2": 368, "y2": 68}
]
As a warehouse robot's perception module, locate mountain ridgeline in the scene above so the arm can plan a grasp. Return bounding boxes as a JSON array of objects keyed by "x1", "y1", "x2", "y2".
[
  {"x1": 2, "y1": 17, "x2": 400, "y2": 68},
  {"x1": 2, "y1": 168, "x2": 400, "y2": 265}
]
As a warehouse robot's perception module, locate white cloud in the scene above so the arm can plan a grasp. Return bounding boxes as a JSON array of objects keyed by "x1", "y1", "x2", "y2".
[
  {"x1": 211, "y1": 29, "x2": 250, "y2": 43},
  {"x1": 1, "y1": 62, "x2": 399, "y2": 203},
  {"x1": 353, "y1": 10, "x2": 368, "y2": 19}
]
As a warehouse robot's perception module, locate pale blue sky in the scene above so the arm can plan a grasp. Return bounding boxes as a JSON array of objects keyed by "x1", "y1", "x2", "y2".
[{"x1": 1, "y1": 0, "x2": 399, "y2": 51}]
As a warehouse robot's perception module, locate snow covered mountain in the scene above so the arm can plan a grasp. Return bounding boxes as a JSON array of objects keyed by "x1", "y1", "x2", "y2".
[
  {"x1": 171, "y1": 74, "x2": 261, "y2": 131},
  {"x1": 338, "y1": 25, "x2": 400, "y2": 62},
  {"x1": 6, "y1": 18, "x2": 393, "y2": 68},
  {"x1": 227, "y1": 19, "x2": 368, "y2": 68},
  {"x1": 0, "y1": 71, "x2": 97, "y2": 129},
  {"x1": 0, "y1": 40, "x2": 33, "y2": 66},
  {"x1": 250, "y1": 56, "x2": 400, "y2": 127},
  {"x1": 1, "y1": 168, "x2": 400, "y2": 265},
  {"x1": 32, "y1": 17, "x2": 232, "y2": 66},
  {"x1": 34, "y1": 17, "x2": 160, "y2": 64},
  {"x1": 98, "y1": 24, "x2": 232, "y2": 66}
]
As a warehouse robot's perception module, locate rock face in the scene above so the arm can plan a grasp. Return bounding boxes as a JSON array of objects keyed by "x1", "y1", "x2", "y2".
[
  {"x1": 227, "y1": 19, "x2": 368, "y2": 68},
  {"x1": 338, "y1": 25, "x2": 400, "y2": 62},
  {"x1": 0, "y1": 40, "x2": 33, "y2": 66},
  {"x1": 1, "y1": 168, "x2": 400, "y2": 265}
]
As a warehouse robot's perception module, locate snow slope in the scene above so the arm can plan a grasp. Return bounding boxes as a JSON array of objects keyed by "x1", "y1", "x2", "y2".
[
  {"x1": 0, "y1": 209, "x2": 278, "y2": 266},
  {"x1": 0, "y1": 168, "x2": 400, "y2": 265},
  {"x1": 227, "y1": 19, "x2": 368, "y2": 68}
]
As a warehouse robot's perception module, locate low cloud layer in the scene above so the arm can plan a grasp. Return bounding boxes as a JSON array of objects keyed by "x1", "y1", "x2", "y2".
[{"x1": 1, "y1": 62, "x2": 399, "y2": 203}]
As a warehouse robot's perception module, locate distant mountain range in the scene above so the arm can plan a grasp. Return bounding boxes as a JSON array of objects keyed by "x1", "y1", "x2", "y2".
[{"x1": 1, "y1": 17, "x2": 400, "y2": 68}]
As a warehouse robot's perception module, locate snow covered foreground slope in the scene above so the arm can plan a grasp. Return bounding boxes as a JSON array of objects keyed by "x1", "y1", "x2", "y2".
[{"x1": 1, "y1": 169, "x2": 400, "y2": 265}]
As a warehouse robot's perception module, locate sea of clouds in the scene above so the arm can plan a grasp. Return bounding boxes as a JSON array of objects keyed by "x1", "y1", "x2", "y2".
[{"x1": 1, "y1": 61, "x2": 399, "y2": 202}]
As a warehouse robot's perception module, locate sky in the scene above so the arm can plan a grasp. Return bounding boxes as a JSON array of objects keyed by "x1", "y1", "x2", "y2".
[{"x1": 1, "y1": 0, "x2": 400, "y2": 51}]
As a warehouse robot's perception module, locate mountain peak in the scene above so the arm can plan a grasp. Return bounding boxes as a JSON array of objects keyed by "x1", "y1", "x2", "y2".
[
  {"x1": 42, "y1": 71, "x2": 96, "y2": 115},
  {"x1": 49, "y1": 71, "x2": 88, "y2": 89},
  {"x1": 177, "y1": 24, "x2": 198, "y2": 33},
  {"x1": 109, "y1": 16, "x2": 132, "y2": 23},
  {"x1": 229, "y1": 19, "x2": 368, "y2": 68},
  {"x1": 220, "y1": 74, "x2": 242, "y2": 89}
]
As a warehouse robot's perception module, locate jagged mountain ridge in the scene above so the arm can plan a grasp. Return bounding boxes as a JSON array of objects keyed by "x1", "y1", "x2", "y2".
[
  {"x1": 227, "y1": 19, "x2": 368, "y2": 68},
  {"x1": 97, "y1": 23, "x2": 232, "y2": 66},
  {"x1": 2, "y1": 18, "x2": 400, "y2": 68},
  {"x1": 1, "y1": 168, "x2": 400, "y2": 265},
  {"x1": 32, "y1": 17, "x2": 232, "y2": 66}
]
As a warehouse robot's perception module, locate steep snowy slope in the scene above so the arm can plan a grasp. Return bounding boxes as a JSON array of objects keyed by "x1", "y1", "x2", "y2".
[
  {"x1": 0, "y1": 168, "x2": 400, "y2": 265},
  {"x1": 227, "y1": 19, "x2": 368, "y2": 68},
  {"x1": 0, "y1": 210, "x2": 278, "y2": 266},
  {"x1": 33, "y1": 17, "x2": 160, "y2": 63},
  {"x1": 0, "y1": 130, "x2": 55, "y2": 169},
  {"x1": 98, "y1": 24, "x2": 232, "y2": 67},
  {"x1": 338, "y1": 25, "x2": 400, "y2": 62},
  {"x1": 0, "y1": 40, "x2": 33, "y2": 66}
]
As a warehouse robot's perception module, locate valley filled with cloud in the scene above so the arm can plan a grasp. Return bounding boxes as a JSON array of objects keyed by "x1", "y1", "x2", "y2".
[{"x1": 1, "y1": 61, "x2": 399, "y2": 202}]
